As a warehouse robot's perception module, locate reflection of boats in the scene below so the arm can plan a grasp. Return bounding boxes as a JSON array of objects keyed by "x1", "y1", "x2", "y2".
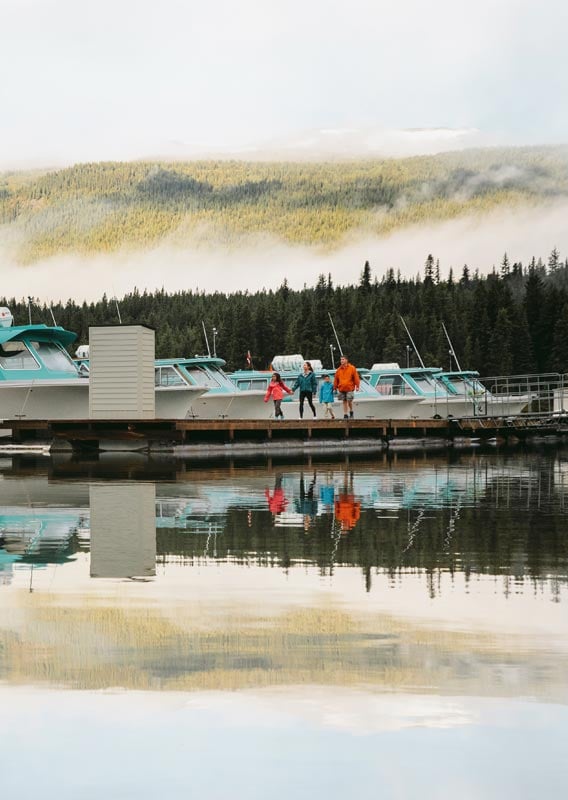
[
  {"x1": 230, "y1": 355, "x2": 423, "y2": 419},
  {"x1": 0, "y1": 310, "x2": 206, "y2": 420},
  {"x1": 0, "y1": 507, "x2": 88, "y2": 571}
]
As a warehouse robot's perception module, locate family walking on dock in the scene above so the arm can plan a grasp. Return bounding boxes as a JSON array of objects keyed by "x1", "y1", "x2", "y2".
[{"x1": 263, "y1": 355, "x2": 360, "y2": 420}]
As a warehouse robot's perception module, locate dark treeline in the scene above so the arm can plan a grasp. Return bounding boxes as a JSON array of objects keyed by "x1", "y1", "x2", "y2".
[{"x1": 4, "y1": 250, "x2": 568, "y2": 375}]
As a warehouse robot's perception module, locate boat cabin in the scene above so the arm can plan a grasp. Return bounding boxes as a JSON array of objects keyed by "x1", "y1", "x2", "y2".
[{"x1": 0, "y1": 309, "x2": 80, "y2": 381}]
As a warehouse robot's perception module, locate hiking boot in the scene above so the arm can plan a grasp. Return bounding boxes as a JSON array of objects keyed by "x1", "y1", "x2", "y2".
[
  {"x1": 344, "y1": 414, "x2": 349, "y2": 420},
  {"x1": 349, "y1": 411, "x2": 354, "y2": 419}
]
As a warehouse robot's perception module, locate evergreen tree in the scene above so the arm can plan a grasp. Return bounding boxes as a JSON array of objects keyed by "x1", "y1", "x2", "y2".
[{"x1": 359, "y1": 260, "x2": 372, "y2": 292}]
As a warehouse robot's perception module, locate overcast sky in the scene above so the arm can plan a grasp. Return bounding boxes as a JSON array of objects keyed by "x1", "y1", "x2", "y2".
[{"x1": 1, "y1": 0, "x2": 568, "y2": 167}]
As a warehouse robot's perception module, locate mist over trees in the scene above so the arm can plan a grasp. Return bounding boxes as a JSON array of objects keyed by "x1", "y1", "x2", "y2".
[
  {"x1": 4, "y1": 251, "x2": 568, "y2": 376},
  {"x1": 2, "y1": 146, "x2": 568, "y2": 263}
]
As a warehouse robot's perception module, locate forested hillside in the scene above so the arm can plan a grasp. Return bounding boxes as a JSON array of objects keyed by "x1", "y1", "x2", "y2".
[
  {"x1": 2, "y1": 147, "x2": 568, "y2": 262},
  {"x1": 4, "y1": 254, "x2": 568, "y2": 375}
]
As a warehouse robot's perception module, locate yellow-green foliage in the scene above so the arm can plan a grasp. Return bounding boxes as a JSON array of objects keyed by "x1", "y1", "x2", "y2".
[{"x1": 2, "y1": 146, "x2": 568, "y2": 263}]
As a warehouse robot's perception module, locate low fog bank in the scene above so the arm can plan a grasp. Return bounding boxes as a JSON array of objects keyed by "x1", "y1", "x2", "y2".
[{"x1": 3, "y1": 202, "x2": 568, "y2": 304}]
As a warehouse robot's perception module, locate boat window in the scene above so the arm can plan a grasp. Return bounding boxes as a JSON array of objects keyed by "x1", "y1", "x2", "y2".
[
  {"x1": 0, "y1": 341, "x2": 40, "y2": 370},
  {"x1": 237, "y1": 380, "x2": 251, "y2": 390},
  {"x1": 30, "y1": 341, "x2": 78, "y2": 374},
  {"x1": 376, "y1": 375, "x2": 416, "y2": 396},
  {"x1": 185, "y1": 366, "x2": 223, "y2": 388},
  {"x1": 155, "y1": 366, "x2": 186, "y2": 387},
  {"x1": 250, "y1": 379, "x2": 269, "y2": 390}
]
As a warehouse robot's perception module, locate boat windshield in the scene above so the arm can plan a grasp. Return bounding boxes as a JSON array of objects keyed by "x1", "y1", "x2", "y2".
[
  {"x1": 0, "y1": 341, "x2": 40, "y2": 371},
  {"x1": 444, "y1": 375, "x2": 469, "y2": 396},
  {"x1": 206, "y1": 364, "x2": 240, "y2": 390},
  {"x1": 446, "y1": 376, "x2": 486, "y2": 397},
  {"x1": 155, "y1": 366, "x2": 187, "y2": 387},
  {"x1": 409, "y1": 372, "x2": 443, "y2": 394},
  {"x1": 375, "y1": 375, "x2": 416, "y2": 396},
  {"x1": 184, "y1": 366, "x2": 223, "y2": 389},
  {"x1": 30, "y1": 341, "x2": 78, "y2": 374}
]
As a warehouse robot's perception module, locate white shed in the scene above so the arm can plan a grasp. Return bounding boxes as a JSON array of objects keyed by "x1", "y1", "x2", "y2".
[{"x1": 88, "y1": 325, "x2": 155, "y2": 419}]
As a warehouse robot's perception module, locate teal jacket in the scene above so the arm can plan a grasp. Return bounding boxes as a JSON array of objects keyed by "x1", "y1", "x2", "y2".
[
  {"x1": 319, "y1": 381, "x2": 335, "y2": 403},
  {"x1": 293, "y1": 371, "x2": 317, "y2": 394}
]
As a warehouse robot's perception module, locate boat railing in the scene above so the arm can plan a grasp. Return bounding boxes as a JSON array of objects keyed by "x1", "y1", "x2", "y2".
[{"x1": 478, "y1": 372, "x2": 568, "y2": 417}]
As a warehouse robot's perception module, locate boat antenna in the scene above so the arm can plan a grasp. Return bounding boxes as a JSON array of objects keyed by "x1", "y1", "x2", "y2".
[
  {"x1": 111, "y1": 285, "x2": 122, "y2": 324},
  {"x1": 49, "y1": 303, "x2": 57, "y2": 326},
  {"x1": 328, "y1": 312, "x2": 344, "y2": 357},
  {"x1": 441, "y1": 321, "x2": 462, "y2": 372},
  {"x1": 400, "y1": 316, "x2": 425, "y2": 368},
  {"x1": 202, "y1": 321, "x2": 211, "y2": 357},
  {"x1": 27, "y1": 296, "x2": 33, "y2": 325}
]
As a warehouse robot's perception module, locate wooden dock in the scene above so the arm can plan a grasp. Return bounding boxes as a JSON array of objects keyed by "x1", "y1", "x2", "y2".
[{"x1": 1, "y1": 415, "x2": 566, "y2": 452}]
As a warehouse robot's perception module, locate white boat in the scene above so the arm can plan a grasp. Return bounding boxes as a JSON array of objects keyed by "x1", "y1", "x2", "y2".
[
  {"x1": 153, "y1": 358, "x2": 270, "y2": 419},
  {"x1": 363, "y1": 364, "x2": 532, "y2": 419},
  {"x1": 437, "y1": 371, "x2": 533, "y2": 417}
]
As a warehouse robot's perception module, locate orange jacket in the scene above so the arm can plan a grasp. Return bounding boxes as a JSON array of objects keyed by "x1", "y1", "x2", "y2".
[{"x1": 333, "y1": 363, "x2": 360, "y2": 393}]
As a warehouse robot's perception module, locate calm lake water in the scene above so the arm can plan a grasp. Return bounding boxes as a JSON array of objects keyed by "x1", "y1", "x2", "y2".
[{"x1": 1, "y1": 447, "x2": 567, "y2": 799}]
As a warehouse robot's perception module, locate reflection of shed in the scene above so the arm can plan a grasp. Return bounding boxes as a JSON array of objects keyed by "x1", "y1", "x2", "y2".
[{"x1": 90, "y1": 483, "x2": 156, "y2": 578}]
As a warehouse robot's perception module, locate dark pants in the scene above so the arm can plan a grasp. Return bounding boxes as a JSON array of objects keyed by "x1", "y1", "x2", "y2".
[
  {"x1": 299, "y1": 391, "x2": 316, "y2": 418},
  {"x1": 273, "y1": 399, "x2": 283, "y2": 418}
]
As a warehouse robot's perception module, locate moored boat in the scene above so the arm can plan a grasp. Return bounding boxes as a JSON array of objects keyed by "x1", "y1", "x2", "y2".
[{"x1": 0, "y1": 309, "x2": 206, "y2": 420}]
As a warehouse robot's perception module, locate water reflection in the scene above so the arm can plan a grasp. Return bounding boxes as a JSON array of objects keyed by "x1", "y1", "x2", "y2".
[
  {"x1": 0, "y1": 449, "x2": 567, "y2": 708},
  {"x1": 0, "y1": 449, "x2": 567, "y2": 591}
]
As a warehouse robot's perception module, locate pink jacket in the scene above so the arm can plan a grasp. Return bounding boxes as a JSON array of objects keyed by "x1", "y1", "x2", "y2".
[{"x1": 264, "y1": 380, "x2": 293, "y2": 402}]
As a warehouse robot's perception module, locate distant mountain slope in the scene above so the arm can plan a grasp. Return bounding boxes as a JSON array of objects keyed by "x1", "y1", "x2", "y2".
[{"x1": 1, "y1": 146, "x2": 568, "y2": 264}]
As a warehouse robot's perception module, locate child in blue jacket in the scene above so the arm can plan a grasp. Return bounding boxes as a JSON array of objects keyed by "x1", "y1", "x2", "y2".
[{"x1": 319, "y1": 374, "x2": 336, "y2": 419}]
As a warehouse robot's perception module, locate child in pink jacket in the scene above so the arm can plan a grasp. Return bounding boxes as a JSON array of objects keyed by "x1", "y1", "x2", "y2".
[{"x1": 264, "y1": 372, "x2": 293, "y2": 419}]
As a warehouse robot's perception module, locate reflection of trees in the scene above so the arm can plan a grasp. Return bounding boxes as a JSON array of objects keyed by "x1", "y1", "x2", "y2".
[{"x1": 3, "y1": 602, "x2": 568, "y2": 700}]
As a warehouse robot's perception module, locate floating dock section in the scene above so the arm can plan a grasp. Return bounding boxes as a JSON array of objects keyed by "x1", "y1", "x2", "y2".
[{"x1": 1, "y1": 416, "x2": 567, "y2": 453}]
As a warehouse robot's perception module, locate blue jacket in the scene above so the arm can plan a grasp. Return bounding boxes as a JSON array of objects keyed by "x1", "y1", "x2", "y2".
[
  {"x1": 319, "y1": 381, "x2": 335, "y2": 403},
  {"x1": 293, "y1": 372, "x2": 317, "y2": 393}
]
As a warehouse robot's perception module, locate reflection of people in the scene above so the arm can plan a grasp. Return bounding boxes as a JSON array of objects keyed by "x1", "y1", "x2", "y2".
[
  {"x1": 333, "y1": 355, "x2": 360, "y2": 420},
  {"x1": 319, "y1": 374, "x2": 336, "y2": 419},
  {"x1": 264, "y1": 372, "x2": 293, "y2": 419},
  {"x1": 320, "y1": 482, "x2": 335, "y2": 508},
  {"x1": 265, "y1": 474, "x2": 288, "y2": 515},
  {"x1": 295, "y1": 472, "x2": 318, "y2": 530},
  {"x1": 334, "y1": 474, "x2": 360, "y2": 533},
  {"x1": 293, "y1": 362, "x2": 318, "y2": 419}
]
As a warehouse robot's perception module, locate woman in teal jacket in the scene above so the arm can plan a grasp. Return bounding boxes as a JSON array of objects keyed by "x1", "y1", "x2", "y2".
[{"x1": 293, "y1": 362, "x2": 318, "y2": 419}]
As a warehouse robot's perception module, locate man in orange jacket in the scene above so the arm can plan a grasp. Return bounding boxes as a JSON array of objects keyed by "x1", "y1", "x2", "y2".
[{"x1": 333, "y1": 355, "x2": 360, "y2": 419}]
